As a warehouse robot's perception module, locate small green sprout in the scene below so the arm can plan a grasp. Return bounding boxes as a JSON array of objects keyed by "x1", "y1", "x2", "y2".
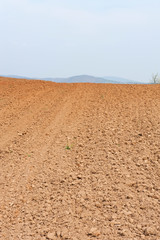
[{"x1": 65, "y1": 145, "x2": 71, "y2": 150}]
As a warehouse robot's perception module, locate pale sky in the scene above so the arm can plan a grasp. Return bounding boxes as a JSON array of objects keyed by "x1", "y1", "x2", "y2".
[{"x1": 0, "y1": 0, "x2": 160, "y2": 82}]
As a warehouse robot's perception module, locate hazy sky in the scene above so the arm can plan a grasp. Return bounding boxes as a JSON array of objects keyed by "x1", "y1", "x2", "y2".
[{"x1": 0, "y1": 0, "x2": 160, "y2": 82}]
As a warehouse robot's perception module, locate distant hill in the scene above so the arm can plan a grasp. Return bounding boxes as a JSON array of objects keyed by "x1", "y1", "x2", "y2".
[
  {"x1": 0, "y1": 74, "x2": 146, "y2": 84},
  {"x1": 42, "y1": 75, "x2": 117, "y2": 83}
]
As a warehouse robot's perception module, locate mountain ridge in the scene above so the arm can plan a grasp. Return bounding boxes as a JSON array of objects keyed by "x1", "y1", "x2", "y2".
[{"x1": 0, "y1": 74, "x2": 145, "y2": 84}]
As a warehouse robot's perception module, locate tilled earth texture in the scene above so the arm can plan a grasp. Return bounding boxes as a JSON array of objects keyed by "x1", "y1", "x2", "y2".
[{"x1": 0, "y1": 77, "x2": 160, "y2": 240}]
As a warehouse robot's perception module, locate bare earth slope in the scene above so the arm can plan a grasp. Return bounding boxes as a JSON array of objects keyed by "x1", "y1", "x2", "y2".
[{"x1": 0, "y1": 77, "x2": 160, "y2": 240}]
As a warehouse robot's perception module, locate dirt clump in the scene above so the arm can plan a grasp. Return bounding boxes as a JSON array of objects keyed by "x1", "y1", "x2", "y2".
[{"x1": 0, "y1": 77, "x2": 160, "y2": 239}]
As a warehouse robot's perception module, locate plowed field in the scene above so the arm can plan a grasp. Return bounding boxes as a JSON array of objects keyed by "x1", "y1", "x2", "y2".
[{"x1": 0, "y1": 77, "x2": 160, "y2": 240}]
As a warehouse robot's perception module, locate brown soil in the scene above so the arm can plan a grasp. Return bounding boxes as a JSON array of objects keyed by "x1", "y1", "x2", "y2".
[{"x1": 0, "y1": 77, "x2": 160, "y2": 240}]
